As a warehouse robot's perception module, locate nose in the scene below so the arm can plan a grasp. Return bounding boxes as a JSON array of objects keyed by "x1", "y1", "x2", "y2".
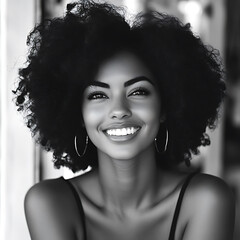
[{"x1": 109, "y1": 98, "x2": 132, "y2": 120}]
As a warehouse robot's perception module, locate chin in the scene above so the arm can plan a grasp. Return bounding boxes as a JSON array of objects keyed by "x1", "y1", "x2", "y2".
[{"x1": 98, "y1": 144, "x2": 153, "y2": 161}]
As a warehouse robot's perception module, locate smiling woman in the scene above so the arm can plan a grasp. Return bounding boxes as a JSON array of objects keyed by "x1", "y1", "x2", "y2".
[
  {"x1": 82, "y1": 52, "x2": 162, "y2": 161},
  {"x1": 13, "y1": 1, "x2": 235, "y2": 240}
]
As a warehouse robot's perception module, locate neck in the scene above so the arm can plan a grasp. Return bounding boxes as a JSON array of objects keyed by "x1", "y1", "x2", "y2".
[{"x1": 96, "y1": 145, "x2": 161, "y2": 215}]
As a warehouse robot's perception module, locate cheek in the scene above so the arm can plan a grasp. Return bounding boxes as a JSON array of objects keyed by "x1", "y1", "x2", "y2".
[
  {"x1": 82, "y1": 103, "x2": 104, "y2": 130},
  {"x1": 143, "y1": 97, "x2": 162, "y2": 138},
  {"x1": 134, "y1": 97, "x2": 161, "y2": 124}
]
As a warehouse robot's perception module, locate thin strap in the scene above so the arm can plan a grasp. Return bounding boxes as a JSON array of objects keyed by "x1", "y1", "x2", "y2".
[
  {"x1": 168, "y1": 172, "x2": 198, "y2": 240},
  {"x1": 61, "y1": 177, "x2": 87, "y2": 240}
]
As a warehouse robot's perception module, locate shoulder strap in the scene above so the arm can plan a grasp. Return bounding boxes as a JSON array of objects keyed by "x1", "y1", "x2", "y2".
[
  {"x1": 168, "y1": 172, "x2": 198, "y2": 240},
  {"x1": 61, "y1": 177, "x2": 87, "y2": 240}
]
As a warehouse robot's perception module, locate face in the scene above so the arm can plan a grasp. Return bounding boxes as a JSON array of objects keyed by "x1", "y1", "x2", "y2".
[{"x1": 82, "y1": 52, "x2": 163, "y2": 160}]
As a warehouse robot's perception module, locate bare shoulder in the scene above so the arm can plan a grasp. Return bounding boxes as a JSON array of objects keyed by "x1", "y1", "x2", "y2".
[
  {"x1": 25, "y1": 177, "x2": 68, "y2": 211},
  {"x1": 186, "y1": 173, "x2": 235, "y2": 206},
  {"x1": 25, "y1": 178, "x2": 84, "y2": 240},
  {"x1": 181, "y1": 173, "x2": 235, "y2": 240},
  {"x1": 25, "y1": 177, "x2": 62, "y2": 195}
]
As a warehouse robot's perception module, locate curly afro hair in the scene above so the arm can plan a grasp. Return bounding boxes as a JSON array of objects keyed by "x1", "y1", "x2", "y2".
[{"x1": 13, "y1": 0, "x2": 225, "y2": 172}]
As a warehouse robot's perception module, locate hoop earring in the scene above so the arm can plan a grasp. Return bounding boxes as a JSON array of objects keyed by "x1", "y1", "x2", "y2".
[
  {"x1": 74, "y1": 135, "x2": 89, "y2": 157},
  {"x1": 155, "y1": 128, "x2": 168, "y2": 153}
]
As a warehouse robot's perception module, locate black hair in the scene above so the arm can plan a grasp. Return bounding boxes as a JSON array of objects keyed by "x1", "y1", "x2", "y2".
[{"x1": 13, "y1": 0, "x2": 225, "y2": 172}]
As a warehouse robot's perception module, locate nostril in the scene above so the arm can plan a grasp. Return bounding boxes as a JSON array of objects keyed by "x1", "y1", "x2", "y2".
[
  {"x1": 109, "y1": 99, "x2": 132, "y2": 119},
  {"x1": 111, "y1": 112, "x2": 131, "y2": 120},
  {"x1": 110, "y1": 109, "x2": 132, "y2": 120}
]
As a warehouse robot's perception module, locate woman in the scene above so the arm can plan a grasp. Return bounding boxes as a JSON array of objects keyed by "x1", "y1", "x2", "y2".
[{"x1": 13, "y1": 1, "x2": 235, "y2": 240}]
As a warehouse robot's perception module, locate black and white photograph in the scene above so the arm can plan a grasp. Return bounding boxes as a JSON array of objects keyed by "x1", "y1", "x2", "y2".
[{"x1": 0, "y1": 0, "x2": 239, "y2": 239}]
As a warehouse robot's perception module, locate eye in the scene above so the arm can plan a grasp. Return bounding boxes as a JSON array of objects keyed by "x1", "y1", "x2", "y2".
[
  {"x1": 87, "y1": 91, "x2": 108, "y2": 100},
  {"x1": 129, "y1": 87, "x2": 150, "y2": 97}
]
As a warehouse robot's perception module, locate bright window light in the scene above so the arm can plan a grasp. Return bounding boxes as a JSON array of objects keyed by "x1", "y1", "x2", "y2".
[
  {"x1": 178, "y1": 0, "x2": 203, "y2": 33},
  {"x1": 0, "y1": 0, "x2": 7, "y2": 238}
]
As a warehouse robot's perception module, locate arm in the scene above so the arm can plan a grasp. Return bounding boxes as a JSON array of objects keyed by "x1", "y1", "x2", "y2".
[
  {"x1": 24, "y1": 179, "x2": 82, "y2": 240},
  {"x1": 183, "y1": 174, "x2": 235, "y2": 240}
]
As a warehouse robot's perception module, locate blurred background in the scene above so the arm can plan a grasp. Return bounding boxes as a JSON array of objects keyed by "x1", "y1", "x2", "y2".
[{"x1": 0, "y1": 0, "x2": 239, "y2": 239}]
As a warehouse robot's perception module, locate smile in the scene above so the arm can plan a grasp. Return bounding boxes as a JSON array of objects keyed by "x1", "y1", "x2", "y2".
[{"x1": 105, "y1": 127, "x2": 140, "y2": 136}]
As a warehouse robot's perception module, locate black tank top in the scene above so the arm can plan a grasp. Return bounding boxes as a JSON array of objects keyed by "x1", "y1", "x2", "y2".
[{"x1": 62, "y1": 172, "x2": 197, "y2": 240}]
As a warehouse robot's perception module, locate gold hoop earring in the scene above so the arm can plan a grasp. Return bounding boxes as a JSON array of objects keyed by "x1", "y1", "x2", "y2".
[
  {"x1": 74, "y1": 135, "x2": 89, "y2": 157},
  {"x1": 155, "y1": 128, "x2": 168, "y2": 153}
]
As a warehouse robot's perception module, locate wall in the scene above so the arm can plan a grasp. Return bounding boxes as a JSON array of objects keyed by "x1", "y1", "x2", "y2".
[{"x1": 0, "y1": 0, "x2": 35, "y2": 239}]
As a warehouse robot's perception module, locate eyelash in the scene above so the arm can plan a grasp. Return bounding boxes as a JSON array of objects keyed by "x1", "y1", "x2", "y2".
[
  {"x1": 129, "y1": 87, "x2": 150, "y2": 96},
  {"x1": 87, "y1": 91, "x2": 108, "y2": 100},
  {"x1": 87, "y1": 87, "x2": 150, "y2": 100}
]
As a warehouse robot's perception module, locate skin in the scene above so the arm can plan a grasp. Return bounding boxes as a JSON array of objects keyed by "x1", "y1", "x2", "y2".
[
  {"x1": 82, "y1": 52, "x2": 164, "y2": 213},
  {"x1": 24, "y1": 52, "x2": 235, "y2": 240}
]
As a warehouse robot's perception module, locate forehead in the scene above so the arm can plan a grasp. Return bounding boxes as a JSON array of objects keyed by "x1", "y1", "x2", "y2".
[{"x1": 95, "y1": 52, "x2": 153, "y2": 84}]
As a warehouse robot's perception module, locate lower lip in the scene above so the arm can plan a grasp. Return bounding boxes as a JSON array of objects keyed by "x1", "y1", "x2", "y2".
[{"x1": 103, "y1": 128, "x2": 141, "y2": 142}]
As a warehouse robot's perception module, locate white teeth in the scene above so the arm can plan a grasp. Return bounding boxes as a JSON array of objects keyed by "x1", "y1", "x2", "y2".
[{"x1": 106, "y1": 127, "x2": 139, "y2": 136}]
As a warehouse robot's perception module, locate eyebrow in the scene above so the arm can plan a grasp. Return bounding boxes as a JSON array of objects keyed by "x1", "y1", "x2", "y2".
[
  {"x1": 124, "y1": 76, "x2": 153, "y2": 87},
  {"x1": 89, "y1": 76, "x2": 153, "y2": 89}
]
